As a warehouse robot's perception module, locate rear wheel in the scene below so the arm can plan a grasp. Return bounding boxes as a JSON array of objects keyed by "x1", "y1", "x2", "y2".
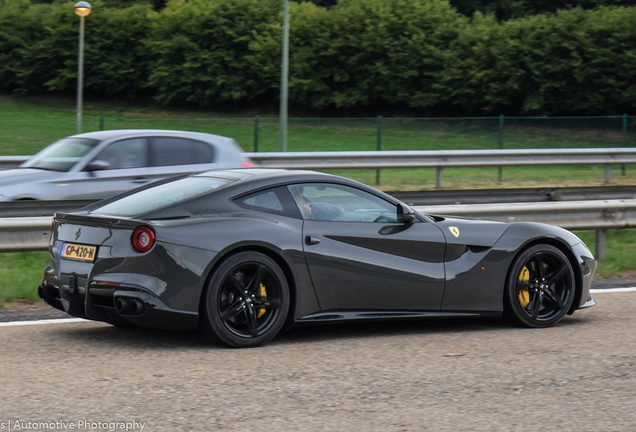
[
  {"x1": 504, "y1": 244, "x2": 576, "y2": 328},
  {"x1": 201, "y1": 252, "x2": 289, "y2": 348}
]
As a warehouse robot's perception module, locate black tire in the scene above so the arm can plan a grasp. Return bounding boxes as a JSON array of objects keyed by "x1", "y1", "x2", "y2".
[
  {"x1": 200, "y1": 252, "x2": 290, "y2": 348},
  {"x1": 504, "y1": 244, "x2": 576, "y2": 328}
]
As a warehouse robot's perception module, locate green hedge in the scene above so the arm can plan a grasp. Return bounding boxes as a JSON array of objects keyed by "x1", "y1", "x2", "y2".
[
  {"x1": 288, "y1": 0, "x2": 465, "y2": 109},
  {"x1": 450, "y1": 0, "x2": 636, "y2": 19},
  {"x1": 0, "y1": 0, "x2": 153, "y2": 96},
  {"x1": 442, "y1": 7, "x2": 636, "y2": 114},
  {"x1": 1, "y1": 0, "x2": 635, "y2": 115}
]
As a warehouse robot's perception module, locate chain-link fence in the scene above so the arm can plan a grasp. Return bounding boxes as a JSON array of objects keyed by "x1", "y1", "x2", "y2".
[{"x1": 0, "y1": 115, "x2": 633, "y2": 156}]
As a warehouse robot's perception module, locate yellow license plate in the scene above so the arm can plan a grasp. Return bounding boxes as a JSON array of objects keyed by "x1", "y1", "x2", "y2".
[{"x1": 61, "y1": 243, "x2": 97, "y2": 262}]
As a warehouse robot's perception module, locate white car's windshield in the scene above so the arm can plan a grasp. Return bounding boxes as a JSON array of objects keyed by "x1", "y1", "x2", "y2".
[{"x1": 21, "y1": 138, "x2": 100, "y2": 172}]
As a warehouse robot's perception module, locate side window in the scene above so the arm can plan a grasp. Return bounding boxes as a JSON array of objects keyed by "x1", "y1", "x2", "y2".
[
  {"x1": 288, "y1": 183, "x2": 398, "y2": 222},
  {"x1": 191, "y1": 141, "x2": 214, "y2": 163},
  {"x1": 150, "y1": 138, "x2": 214, "y2": 167},
  {"x1": 243, "y1": 191, "x2": 283, "y2": 211},
  {"x1": 93, "y1": 138, "x2": 147, "y2": 169},
  {"x1": 235, "y1": 187, "x2": 301, "y2": 218}
]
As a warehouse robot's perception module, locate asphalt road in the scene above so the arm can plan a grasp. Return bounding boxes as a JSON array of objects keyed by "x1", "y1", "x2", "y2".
[{"x1": 0, "y1": 291, "x2": 635, "y2": 432}]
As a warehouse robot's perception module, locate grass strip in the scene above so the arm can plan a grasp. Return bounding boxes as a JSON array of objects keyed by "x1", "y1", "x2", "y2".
[
  {"x1": 0, "y1": 96, "x2": 634, "y2": 305},
  {"x1": 1, "y1": 230, "x2": 634, "y2": 306}
]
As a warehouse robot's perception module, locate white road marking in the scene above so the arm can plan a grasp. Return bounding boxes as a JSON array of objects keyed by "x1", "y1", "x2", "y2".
[
  {"x1": 0, "y1": 288, "x2": 634, "y2": 328},
  {"x1": 590, "y1": 287, "x2": 636, "y2": 294},
  {"x1": 0, "y1": 318, "x2": 86, "y2": 327}
]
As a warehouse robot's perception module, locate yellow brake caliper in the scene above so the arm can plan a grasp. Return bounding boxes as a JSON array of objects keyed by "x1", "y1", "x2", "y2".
[
  {"x1": 257, "y1": 283, "x2": 267, "y2": 318},
  {"x1": 518, "y1": 266, "x2": 530, "y2": 308}
]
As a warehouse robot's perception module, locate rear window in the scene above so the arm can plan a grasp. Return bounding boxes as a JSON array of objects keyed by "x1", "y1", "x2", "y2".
[
  {"x1": 149, "y1": 138, "x2": 214, "y2": 166},
  {"x1": 93, "y1": 176, "x2": 229, "y2": 217}
]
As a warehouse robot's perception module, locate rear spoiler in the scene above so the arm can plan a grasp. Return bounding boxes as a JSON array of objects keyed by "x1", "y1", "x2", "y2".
[{"x1": 55, "y1": 212, "x2": 142, "y2": 229}]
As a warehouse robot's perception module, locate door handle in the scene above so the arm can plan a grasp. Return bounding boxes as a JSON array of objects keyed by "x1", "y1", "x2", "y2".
[
  {"x1": 305, "y1": 236, "x2": 320, "y2": 246},
  {"x1": 131, "y1": 177, "x2": 148, "y2": 184}
]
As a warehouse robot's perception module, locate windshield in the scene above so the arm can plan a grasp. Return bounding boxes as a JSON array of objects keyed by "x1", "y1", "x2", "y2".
[
  {"x1": 93, "y1": 176, "x2": 230, "y2": 217},
  {"x1": 21, "y1": 138, "x2": 100, "y2": 172}
]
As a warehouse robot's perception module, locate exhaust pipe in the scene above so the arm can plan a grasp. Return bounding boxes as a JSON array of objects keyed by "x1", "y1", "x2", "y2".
[
  {"x1": 115, "y1": 297, "x2": 145, "y2": 316},
  {"x1": 130, "y1": 299, "x2": 144, "y2": 315},
  {"x1": 115, "y1": 297, "x2": 131, "y2": 314}
]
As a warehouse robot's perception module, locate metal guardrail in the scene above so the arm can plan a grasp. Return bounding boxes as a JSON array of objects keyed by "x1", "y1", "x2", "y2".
[
  {"x1": 245, "y1": 148, "x2": 636, "y2": 186},
  {"x1": 0, "y1": 200, "x2": 97, "y2": 217},
  {"x1": 3, "y1": 199, "x2": 636, "y2": 258},
  {"x1": 246, "y1": 148, "x2": 636, "y2": 169},
  {"x1": 414, "y1": 200, "x2": 636, "y2": 260},
  {"x1": 0, "y1": 217, "x2": 51, "y2": 252},
  {"x1": 3, "y1": 147, "x2": 636, "y2": 187},
  {"x1": 0, "y1": 156, "x2": 28, "y2": 169},
  {"x1": 413, "y1": 200, "x2": 636, "y2": 231},
  {"x1": 0, "y1": 185, "x2": 635, "y2": 217},
  {"x1": 391, "y1": 185, "x2": 636, "y2": 206}
]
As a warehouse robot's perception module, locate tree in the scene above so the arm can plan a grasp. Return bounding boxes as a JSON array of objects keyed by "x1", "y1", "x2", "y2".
[{"x1": 449, "y1": 0, "x2": 636, "y2": 19}]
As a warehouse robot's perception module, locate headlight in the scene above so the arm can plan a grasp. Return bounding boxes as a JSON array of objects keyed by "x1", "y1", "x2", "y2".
[{"x1": 580, "y1": 240, "x2": 593, "y2": 256}]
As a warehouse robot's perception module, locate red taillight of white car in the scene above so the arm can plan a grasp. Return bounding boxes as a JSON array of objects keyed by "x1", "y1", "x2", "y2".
[
  {"x1": 132, "y1": 226, "x2": 155, "y2": 253},
  {"x1": 242, "y1": 161, "x2": 255, "y2": 168}
]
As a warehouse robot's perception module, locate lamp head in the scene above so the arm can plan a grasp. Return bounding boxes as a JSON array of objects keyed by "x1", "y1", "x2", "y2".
[{"x1": 74, "y1": 1, "x2": 92, "y2": 17}]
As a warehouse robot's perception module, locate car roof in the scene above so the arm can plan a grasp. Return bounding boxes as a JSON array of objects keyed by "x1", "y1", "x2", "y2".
[
  {"x1": 72, "y1": 129, "x2": 235, "y2": 144},
  {"x1": 76, "y1": 168, "x2": 407, "y2": 220}
]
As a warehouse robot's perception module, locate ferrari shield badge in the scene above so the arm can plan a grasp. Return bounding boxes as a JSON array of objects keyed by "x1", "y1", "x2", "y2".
[{"x1": 449, "y1": 226, "x2": 460, "y2": 238}]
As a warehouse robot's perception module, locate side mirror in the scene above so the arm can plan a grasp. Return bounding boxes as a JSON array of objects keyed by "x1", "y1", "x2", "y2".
[
  {"x1": 84, "y1": 160, "x2": 111, "y2": 172},
  {"x1": 397, "y1": 203, "x2": 415, "y2": 223}
]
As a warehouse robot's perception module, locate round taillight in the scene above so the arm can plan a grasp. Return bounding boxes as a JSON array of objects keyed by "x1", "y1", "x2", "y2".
[{"x1": 132, "y1": 226, "x2": 155, "y2": 253}]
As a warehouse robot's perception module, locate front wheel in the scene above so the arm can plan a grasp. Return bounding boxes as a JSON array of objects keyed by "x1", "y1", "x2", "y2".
[
  {"x1": 201, "y1": 252, "x2": 290, "y2": 348},
  {"x1": 504, "y1": 244, "x2": 576, "y2": 328}
]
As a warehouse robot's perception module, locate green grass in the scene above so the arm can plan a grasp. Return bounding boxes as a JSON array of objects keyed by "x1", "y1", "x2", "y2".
[
  {"x1": 0, "y1": 95, "x2": 635, "y2": 305},
  {"x1": 1, "y1": 230, "x2": 635, "y2": 307},
  {"x1": 575, "y1": 230, "x2": 636, "y2": 278},
  {"x1": 1, "y1": 95, "x2": 633, "y2": 189},
  {"x1": 0, "y1": 252, "x2": 49, "y2": 307}
]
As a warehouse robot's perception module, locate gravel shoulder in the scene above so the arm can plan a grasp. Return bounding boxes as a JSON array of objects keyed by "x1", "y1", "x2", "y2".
[{"x1": 0, "y1": 291, "x2": 634, "y2": 431}]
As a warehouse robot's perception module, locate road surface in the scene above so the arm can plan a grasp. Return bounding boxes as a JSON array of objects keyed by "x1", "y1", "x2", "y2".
[{"x1": 0, "y1": 290, "x2": 634, "y2": 431}]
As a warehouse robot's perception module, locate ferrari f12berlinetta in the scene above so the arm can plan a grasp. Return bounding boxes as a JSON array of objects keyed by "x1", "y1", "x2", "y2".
[{"x1": 40, "y1": 169, "x2": 596, "y2": 347}]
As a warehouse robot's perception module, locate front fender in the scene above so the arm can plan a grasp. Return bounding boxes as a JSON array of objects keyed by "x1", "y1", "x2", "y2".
[{"x1": 440, "y1": 221, "x2": 594, "y2": 313}]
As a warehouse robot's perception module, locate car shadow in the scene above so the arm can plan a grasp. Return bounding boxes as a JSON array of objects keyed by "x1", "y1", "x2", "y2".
[
  {"x1": 274, "y1": 316, "x2": 513, "y2": 347},
  {"x1": 54, "y1": 314, "x2": 592, "y2": 350}
]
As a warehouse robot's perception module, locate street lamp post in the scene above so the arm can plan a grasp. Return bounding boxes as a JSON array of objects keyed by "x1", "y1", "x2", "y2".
[
  {"x1": 74, "y1": 1, "x2": 92, "y2": 134},
  {"x1": 278, "y1": 0, "x2": 290, "y2": 152}
]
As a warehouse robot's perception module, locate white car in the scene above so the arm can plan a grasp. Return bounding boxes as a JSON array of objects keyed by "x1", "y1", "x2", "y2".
[{"x1": 0, "y1": 129, "x2": 253, "y2": 201}]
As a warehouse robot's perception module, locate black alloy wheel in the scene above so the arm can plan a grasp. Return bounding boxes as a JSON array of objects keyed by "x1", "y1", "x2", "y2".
[
  {"x1": 504, "y1": 244, "x2": 576, "y2": 328},
  {"x1": 201, "y1": 251, "x2": 289, "y2": 348}
]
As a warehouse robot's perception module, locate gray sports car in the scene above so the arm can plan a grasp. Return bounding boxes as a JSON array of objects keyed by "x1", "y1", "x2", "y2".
[
  {"x1": 0, "y1": 129, "x2": 251, "y2": 201},
  {"x1": 40, "y1": 169, "x2": 596, "y2": 347}
]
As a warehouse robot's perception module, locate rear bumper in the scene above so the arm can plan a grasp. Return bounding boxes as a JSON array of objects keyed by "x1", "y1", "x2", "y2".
[
  {"x1": 39, "y1": 280, "x2": 198, "y2": 330},
  {"x1": 40, "y1": 236, "x2": 214, "y2": 330}
]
